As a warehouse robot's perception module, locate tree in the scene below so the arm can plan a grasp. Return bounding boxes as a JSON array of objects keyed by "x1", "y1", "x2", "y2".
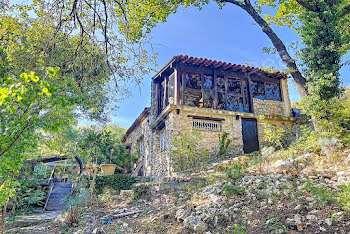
[{"x1": 0, "y1": 0, "x2": 153, "y2": 227}]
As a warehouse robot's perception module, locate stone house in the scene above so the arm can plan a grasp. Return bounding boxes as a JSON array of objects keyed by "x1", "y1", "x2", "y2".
[{"x1": 123, "y1": 55, "x2": 293, "y2": 177}]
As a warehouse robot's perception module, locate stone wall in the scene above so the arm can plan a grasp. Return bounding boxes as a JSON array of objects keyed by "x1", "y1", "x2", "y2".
[
  {"x1": 123, "y1": 117, "x2": 151, "y2": 176},
  {"x1": 147, "y1": 113, "x2": 174, "y2": 176}
]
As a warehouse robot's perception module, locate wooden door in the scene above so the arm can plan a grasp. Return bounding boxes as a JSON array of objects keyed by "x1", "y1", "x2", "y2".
[{"x1": 242, "y1": 118, "x2": 259, "y2": 153}]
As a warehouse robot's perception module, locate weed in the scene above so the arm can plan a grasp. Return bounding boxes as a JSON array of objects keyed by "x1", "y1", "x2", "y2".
[
  {"x1": 163, "y1": 184, "x2": 170, "y2": 193},
  {"x1": 336, "y1": 182, "x2": 350, "y2": 213},
  {"x1": 223, "y1": 184, "x2": 245, "y2": 196},
  {"x1": 227, "y1": 164, "x2": 243, "y2": 182},
  {"x1": 132, "y1": 183, "x2": 152, "y2": 200},
  {"x1": 266, "y1": 217, "x2": 287, "y2": 233},
  {"x1": 219, "y1": 131, "x2": 232, "y2": 156},
  {"x1": 224, "y1": 164, "x2": 245, "y2": 196},
  {"x1": 304, "y1": 180, "x2": 334, "y2": 206},
  {"x1": 257, "y1": 182, "x2": 268, "y2": 190},
  {"x1": 232, "y1": 224, "x2": 246, "y2": 234}
]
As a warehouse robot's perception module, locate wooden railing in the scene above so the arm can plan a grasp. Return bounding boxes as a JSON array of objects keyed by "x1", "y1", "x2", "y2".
[{"x1": 43, "y1": 166, "x2": 56, "y2": 211}]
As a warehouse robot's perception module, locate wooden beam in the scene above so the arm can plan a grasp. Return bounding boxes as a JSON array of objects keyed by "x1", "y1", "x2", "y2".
[
  {"x1": 182, "y1": 72, "x2": 185, "y2": 105},
  {"x1": 213, "y1": 69, "x2": 218, "y2": 109},
  {"x1": 246, "y1": 74, "x2": 254, "y2": 113},
  {"x1": 174, "y1": 63, "x2": 179, "y2": 105},
  {"x1": 187, "y1": 115, "x2": 225, "y2": 122}
]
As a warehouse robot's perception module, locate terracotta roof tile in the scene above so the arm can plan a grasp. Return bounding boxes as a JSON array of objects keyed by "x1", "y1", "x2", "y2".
[{"x1": 173, "y1": 55, "x2": 287, "y2": 79}]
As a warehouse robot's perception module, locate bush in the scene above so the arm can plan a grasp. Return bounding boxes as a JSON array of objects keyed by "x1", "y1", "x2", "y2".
[
  {"x1": 219, "y1": 132, "x2": 232, "y2": 156},
  {"x1": 63, "y1": 188, "x2": 90, "y2": 226},
  {"x1": 227, "y1": 164, "x2": 243, "y2": 182},
  {"x1": 132, "y1": 183, "x2": 152, "y2": 200},
  {"x1": 224, "y1": 164, "x2": 245, "y2": 196},
  {"x1": 261, "y1": 119, "x2": 288, "y2": 150},
  {"x1": 171, "y1": 130, "x2": 209, "y2": 171},
  {"x1": 93, "y1": 174, "x2": 137, "y2": 194}
]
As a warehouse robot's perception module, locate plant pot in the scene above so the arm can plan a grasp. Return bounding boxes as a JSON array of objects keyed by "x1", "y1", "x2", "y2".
[{"x1": 100, "y1": 164, "x2": 117, "y2": 175}]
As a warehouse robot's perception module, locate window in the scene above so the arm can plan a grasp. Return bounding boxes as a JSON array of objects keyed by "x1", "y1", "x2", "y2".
[
  {"x1": 159, "y1": 129, "x2": 167, "y2": 152},
  {"x1": 203, "y1": 75, "x2": 213, "y2": 89},
  {"x1": 217, "y1": 77, "x2": 226, "y2": 109},
  {"x1": 227, "y1": 78, "x2": 241, "y2": 95},
  {"x1": 138, "y1": 137, "x2": 145, "y2": 155},
  {"x1": 202, "y1": 75, "x2": 213, "y2": 108},
  {"x1": 185, "y1": 73, "x2": 201, "y2": 90},
  {"x1": 226, "y1": 95, "x2": 244, "y2": 112},
  {"x1": 252, "y1": 81, "x2": 281, "y2": 101},
  {"x1": 252, "y1": 81, "x2": 265, "y2": 99},
  {"x1": 184, "y1": 73, "x2": 214, "y2": 108},
  {"x1": 266, "y1": 83, "x2": 281, "y2": 100},
  {"x1": 218, "y1": 77, "x2": 247, "y2": 112},
  {"x1": 158, "y1": 79, "x2": 168, "y2": 115},
  {"x1": 192, "y1": 120, "x2": 221, "y2": 131}
]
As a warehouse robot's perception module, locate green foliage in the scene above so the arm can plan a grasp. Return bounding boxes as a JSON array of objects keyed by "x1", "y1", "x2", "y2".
[
  {"x1": 232, "y1": 224, "x2": 246, "y2": 234},
  {"x1": 261, "y1": 119, "x2": 288, "y2": 150},
  {"x1": 304, "y1": 180, "x2": 334, "y2": 207},
  {"x1": 171, "y1": 130, "x2": 210, "y2": 171},
  {"x1": 300, "y1": 93, "x2": 350, "y2": 145},
  {"x1": 63, "y1": 188, "x2": 90, "y2": 226},
  {"x1": 92, "y1": 174, "x2": 137, "y2": 195},
  {"x1": 224, "y1": 164, "x2": 245, "y2": 196},
  {"x1": 227, "y1": 164, "x2": 243, "y2": 182},
  {"x1": 218, "y1": 131, "x2": 232, "y2": 156},
  {"x1": 132, "y1": 183, "x2": 152, "y2": 200},
  {"x1": 78, "y1": 126, "x2": 137, "y2": 172},
  {"x1": 266, "y1": 217, "x2": 287, "y2": 233},
  {"x1": 223, "y1": 184, "x2": 245, "y2": 196},
  {"x1": 12, "y1": 180, "x2": 47, "y2": 214},
  {"x1": 336, "y1": 182, "x2": 350, "y2": 213},
  {"x1": 98, "y1": 189, "x2": 113, "y2": 203}
]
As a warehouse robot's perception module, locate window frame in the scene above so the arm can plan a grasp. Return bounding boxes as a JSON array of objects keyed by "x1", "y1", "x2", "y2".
[
  {"x1": 251, "y1": 79, "x2": 282, "y2": 101},
  {"x1": 181, "y1": 71, "x2": 215, "y2": 109}
]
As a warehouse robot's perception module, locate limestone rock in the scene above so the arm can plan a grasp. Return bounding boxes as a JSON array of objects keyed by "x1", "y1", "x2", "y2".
[
  {"x1": 183, "y1": 215, "x2": 199, "y2": 229},
  {"x1": 194, "y1": 221, "x2": 208, "y2": 232}
]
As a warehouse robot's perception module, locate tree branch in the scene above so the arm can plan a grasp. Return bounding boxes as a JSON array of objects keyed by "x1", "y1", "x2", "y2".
[
  {"x1": 340, "y1": 4, "x2": 350, "y2": 17},
  {"x1": 0, "y1": 120, "x2": 34, "y2": 158},
  {"x1": 295, "y1": 0, "x2": 320, "y2": 12},
  {"x1": 222, "y1": 0, "x2": 308, "y2": 97}
]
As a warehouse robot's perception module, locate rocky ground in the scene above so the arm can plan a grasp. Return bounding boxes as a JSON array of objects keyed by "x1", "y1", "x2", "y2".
[{"x1": 8, "y1": 154, "x2": 350, "y2": 234}]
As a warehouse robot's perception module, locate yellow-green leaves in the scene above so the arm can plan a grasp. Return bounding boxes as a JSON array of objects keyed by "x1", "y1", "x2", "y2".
[{"x1": 0, "y1": 87, "x2": 9, "y2": 104}]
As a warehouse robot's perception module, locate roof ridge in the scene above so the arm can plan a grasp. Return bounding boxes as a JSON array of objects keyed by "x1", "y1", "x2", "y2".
[{"x1": 173, "y1": 54, "x2": 287, "y2": 78}]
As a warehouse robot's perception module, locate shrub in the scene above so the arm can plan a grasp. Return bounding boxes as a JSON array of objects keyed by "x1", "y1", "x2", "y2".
[
  {"x1": 171, "y1": 130, "x2": 209, "y2": 171},
  {"x1": 219, "y1": 132, "x2": 232, "y2": 156},
  {"x1": 132, "y1": 183, "x2": 152, "y2": 200},
  {"x1": 261, "y1": 119, "x2": 288, "y2": 150},
  {"x1": 63, "y1": 189, "x2": 90, "y2": 226},
  {"x1": 227, "y1": 164, "x2": 243, "y2": 182},
  {"x1": 224, "y1": 164, "x2": 245, "y2": 196},
  {"x1": 84, "y1": 174, "x2": 137, "y2": 195}
]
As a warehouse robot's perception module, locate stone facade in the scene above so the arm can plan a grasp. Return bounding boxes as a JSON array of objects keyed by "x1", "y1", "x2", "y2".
[{"x1": 124, "y1": 56, "x2": 296, "y2": 177}]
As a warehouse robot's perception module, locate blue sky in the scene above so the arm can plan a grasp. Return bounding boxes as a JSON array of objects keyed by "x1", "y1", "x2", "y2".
[{"x1": 103, "y1": 3, "x2": 350, "y2": 128}]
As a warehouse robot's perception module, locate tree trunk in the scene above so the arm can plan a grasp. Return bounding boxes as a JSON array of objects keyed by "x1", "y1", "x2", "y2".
[
  {"x1": 0, "y1": 200, "x2": 8, "y2": 234},
  {"x1": 226, "y1": 0, "x2": 308, "y2": 98}
]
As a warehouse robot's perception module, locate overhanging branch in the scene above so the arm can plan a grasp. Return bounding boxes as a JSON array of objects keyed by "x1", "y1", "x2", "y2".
[{"x1": 221, "y1": 0, "x2": 308, "y2": 97}]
